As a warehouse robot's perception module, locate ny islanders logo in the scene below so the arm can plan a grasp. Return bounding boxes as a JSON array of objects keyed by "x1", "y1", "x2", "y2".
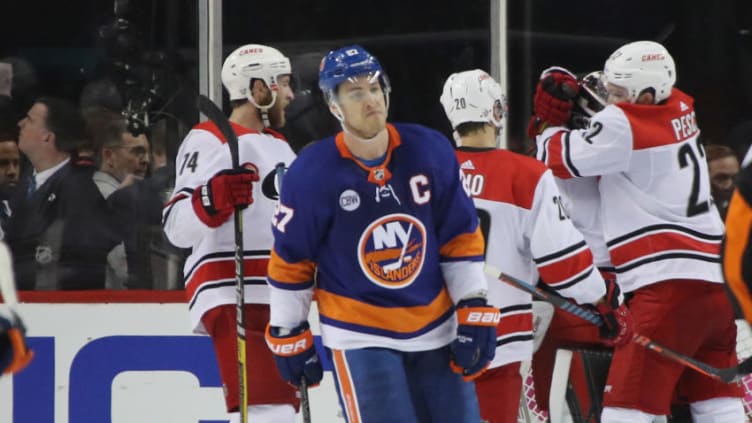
[{"x1": 358, "y1": 213, "x2": 426, "y2": 289}]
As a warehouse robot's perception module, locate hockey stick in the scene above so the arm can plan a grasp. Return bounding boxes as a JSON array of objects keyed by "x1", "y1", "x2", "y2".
[
  {"x1": 272, "y1": 161, "x2": 312, "y2": 423},
  {"x1": 484, "y1": 265, "x2": 752, "y2": 383},
  {"x1": 300, "y1": 377, "x2": 311, "y2": 423},
  {"x1": 196, "y1": 95, "x2": 250, "y2": 423},
  {"x1": 383, "y1": 223, "x2": 413, "y2": 272}
]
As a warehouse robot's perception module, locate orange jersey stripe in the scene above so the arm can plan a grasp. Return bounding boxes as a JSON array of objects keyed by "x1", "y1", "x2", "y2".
[
  {"x1": 610, "y1": 230, "x2": 720, "y2": 267},
  {"x1": 267, "y1": 248, "x2": 316, "y2": 285},
  {"x1": 185, "y1": 257, "x2": 268, "y2": 301},
  {"x1": 315, "y1": 288, "x2": 454, "y2": 334},
  {"x1": 439, "y1": 226, "x2": 485, "y2": 259},
  {"x1": 332, "y1": 350, "x2": 361, "y2": 423},
  {"x1": 724, "y1": 190, "x2": 752, "y2": 322}
]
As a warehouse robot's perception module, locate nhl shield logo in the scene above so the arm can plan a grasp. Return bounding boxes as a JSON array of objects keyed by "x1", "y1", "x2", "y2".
[
  {"x1": 35, "y1": 245, "x2": 53, "y2": 264},
  {"x1": 357, "y1": 213, "x2": 426, "y2": 289}
]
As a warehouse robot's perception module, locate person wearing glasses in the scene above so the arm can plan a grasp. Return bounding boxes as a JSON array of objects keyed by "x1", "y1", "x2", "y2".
[
  {"x1": 85, "y1": 108, "x2": 151, "y2": 198},
  {"x1": 83, "y1": 108, "x2": 151, "y2": 289}
]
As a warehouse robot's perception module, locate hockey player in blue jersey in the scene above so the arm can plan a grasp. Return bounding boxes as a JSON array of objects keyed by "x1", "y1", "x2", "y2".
[{"x1": 264, "y1": 45, "x2": 499, "y2": 422}]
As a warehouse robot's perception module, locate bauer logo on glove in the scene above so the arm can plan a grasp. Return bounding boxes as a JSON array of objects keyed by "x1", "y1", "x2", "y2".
[
  {"x1": 265, "y1": 322, "x2": 323, "y2": 387},
  {"x1": 450, "y1": 298, "x2": 501, "y2": 381}
]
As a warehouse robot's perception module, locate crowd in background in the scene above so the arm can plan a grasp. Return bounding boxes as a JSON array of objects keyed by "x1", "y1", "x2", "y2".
[{"x1": 0, "y1": 87, "x2": 186, "y2": 291}]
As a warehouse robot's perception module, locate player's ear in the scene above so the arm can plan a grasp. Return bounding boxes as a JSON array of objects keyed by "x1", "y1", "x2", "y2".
[
  {"x1": 251, "y1": 79, "x2": 267, "y2": 92},
  {"x1": 329, "y1": 102, "x2": 343, "y2": 121}
]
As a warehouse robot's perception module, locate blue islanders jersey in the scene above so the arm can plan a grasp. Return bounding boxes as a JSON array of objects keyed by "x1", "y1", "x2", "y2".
[{"x1": 267, "y1": 123, "x2": 487, "y2": 351}]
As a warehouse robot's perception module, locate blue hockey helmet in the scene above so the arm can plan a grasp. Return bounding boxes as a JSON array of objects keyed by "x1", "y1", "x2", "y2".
[{"x1": 318, "y1": 45, "x2": 391, "y2": 103}]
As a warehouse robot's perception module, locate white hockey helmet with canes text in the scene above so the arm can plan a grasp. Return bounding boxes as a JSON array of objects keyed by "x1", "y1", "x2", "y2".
[
  {"x1": 221, "y1": 44, "x2": 291, "y2": 109},
  {"x1": 440, "y1": 69, "x2": 506, "y2": 131},
  {"x1": 603, "y1": 40, "x2": 676, "y2": 104}
]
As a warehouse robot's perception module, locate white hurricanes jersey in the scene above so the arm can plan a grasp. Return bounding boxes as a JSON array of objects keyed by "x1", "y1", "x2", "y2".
[
  {"x1": 537, "y1": 88, "x2": 724, "y2": 292},
  {"x1": 163, "y1": 121, "x2": 296, "y2": 333},
  {"x1": 456, "y1": 147, "x2": 605, "y2": 367},
  {"x1": 532, "y1": 149, "x2": 612, "y2": 270}
]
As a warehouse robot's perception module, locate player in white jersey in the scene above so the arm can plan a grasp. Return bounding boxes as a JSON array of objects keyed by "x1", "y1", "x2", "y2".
[
  {"x1": 162, "y1": 44, "x2": 299, "y2": 422},
  {"x1": 440, "y1": 69, "x2": 631, "y2": 423},
  {"x1": 531, "y1": 69, "x2": 618, "y2": 415},
  {"x1": 530, "y1": 40, "x2": 745, "y2": 422}
]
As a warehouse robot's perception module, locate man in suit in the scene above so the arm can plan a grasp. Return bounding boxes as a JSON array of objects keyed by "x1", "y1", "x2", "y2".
[{"x1": 6, "y1": 96, "x2": 117, "y2": 290}]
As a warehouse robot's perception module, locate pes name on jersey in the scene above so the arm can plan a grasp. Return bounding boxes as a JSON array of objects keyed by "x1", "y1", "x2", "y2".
[{"x1": 671, "y1": 111, "x2": 698, "y2": 141}]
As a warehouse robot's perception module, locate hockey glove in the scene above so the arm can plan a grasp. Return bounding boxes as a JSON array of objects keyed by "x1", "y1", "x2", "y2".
[
  {"x1": 0, "y1": 313, "x2": 34, "y2": 375},
  {"x1": 265, "y1": 321, "x2": 323, "y2": 388},
  {"x1": 528, "y1": 66, "x2": 579, "y2": 138},
  {"x1": 450, "y1": 298, "x2": 501, "y2": 381},
  {"x1": 593, "y1": 279, "x2": 633, "y2": 347},
  {"x1": 191, "y1": 164, "x2": 260, "y2": 227}
]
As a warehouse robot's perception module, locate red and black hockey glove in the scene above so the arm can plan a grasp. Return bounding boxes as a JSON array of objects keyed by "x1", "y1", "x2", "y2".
[
  {"x1": 450, "y1": 298, "x2": 501, "y2": 381},
  {"x1": 528, "y1": 66, "x2": 579, "y2": 138},
  {"x1": 0, "y1": 313, "x2": 34, "y2": 375},
  {"x1": 191, "y1": 164, "x2": 260, "y2": 227},
  {"x1": 265, "y1": 322, "x2": 323, "y2": 388},
  {"x1": 593, "y1": 279, "x2": 633, "y2": 347}
]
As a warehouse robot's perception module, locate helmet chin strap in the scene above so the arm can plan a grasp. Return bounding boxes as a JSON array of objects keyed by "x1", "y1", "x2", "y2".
[{"x1": 247, "y1": 91, "x2": 278, "y2": 128}]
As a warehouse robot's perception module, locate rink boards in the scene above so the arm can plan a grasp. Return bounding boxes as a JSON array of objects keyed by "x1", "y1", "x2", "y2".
[{"x1": 0, "y1": 291, "x2": 342, "y2": 423}]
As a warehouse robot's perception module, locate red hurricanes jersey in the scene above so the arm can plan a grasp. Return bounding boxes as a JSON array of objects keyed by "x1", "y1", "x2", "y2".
[{"x1": 456, "y1": 147, "x2": 605, "y2": 367}]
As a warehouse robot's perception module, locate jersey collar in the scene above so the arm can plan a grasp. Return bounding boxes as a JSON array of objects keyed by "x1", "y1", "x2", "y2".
[{"x1": 335, "y1": 123, "x2": 402, "y2": 187}]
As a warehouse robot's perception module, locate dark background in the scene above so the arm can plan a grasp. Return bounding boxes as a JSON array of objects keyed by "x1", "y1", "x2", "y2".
[{"x1": 1, "y1": 0, "x2": 750, "y2": 154}]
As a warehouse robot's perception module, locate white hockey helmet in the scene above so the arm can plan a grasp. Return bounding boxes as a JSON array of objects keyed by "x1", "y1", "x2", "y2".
[
  {"x1": 221, "y1": 44, "x2": 291, "y2": 108},
  {"x1": 440, "y1": 69, "x2": 506, "y2": 130},
  {"x1": 603, "y1": 40, "x2": 676, "y2": 104}
]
